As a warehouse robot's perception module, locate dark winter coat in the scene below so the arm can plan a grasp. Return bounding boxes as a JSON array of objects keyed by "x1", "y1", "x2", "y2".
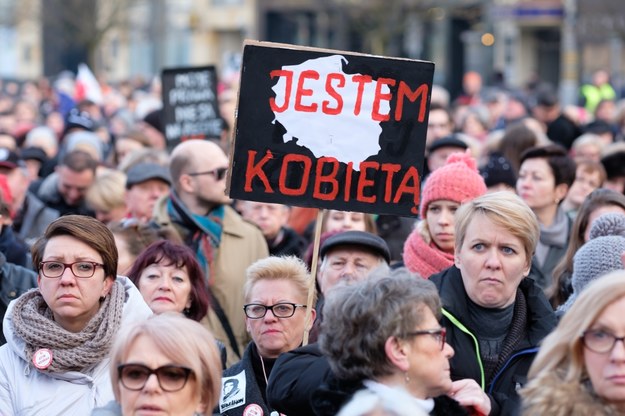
[
  {"x1": 218, "y1": 343, "x2": 277, "y2": 416},
  {"x1": 267, "y1": 343, "x2": 470, "y2": 416},
  {"x1": 430, "y1": 266, "x2": 557, "y2": 416},
  {"x1": 0, "y1": 252, "x2": 37, "y2": 345}
]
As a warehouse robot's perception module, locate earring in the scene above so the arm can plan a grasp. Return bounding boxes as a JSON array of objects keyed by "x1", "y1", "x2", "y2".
[{"x1": 405, "y1": 372, "x2": 410, "y2": 385}]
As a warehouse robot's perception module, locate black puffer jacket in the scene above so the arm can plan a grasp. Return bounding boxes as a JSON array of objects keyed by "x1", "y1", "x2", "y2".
[
  {"x1": 267, "y1": 343, "x2": 470, "y2": 416},
  {"x1": 430, "y1": 266, "x2": 557, "y2": 416}
]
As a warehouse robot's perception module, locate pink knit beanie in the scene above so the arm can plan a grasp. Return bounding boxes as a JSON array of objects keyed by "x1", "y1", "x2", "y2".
[{"x1": 420, "y1": 152, "x2": 487, "y2": 218}]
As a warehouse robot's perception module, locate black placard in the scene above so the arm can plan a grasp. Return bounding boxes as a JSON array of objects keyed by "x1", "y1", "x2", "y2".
[
  {"x1": 161, "y1": 66, "x2": 222, "y2": 148},
  {"x1": 227, "y1": 41, "x2": 434, "y2": 217}
]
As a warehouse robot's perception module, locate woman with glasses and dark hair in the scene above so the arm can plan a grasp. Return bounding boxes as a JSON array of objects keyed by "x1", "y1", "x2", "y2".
[
  {"x1": 430, "y1": 192, "x2": 557, "y2": 415},
  {"x1": 315, "y1": 270, "x2": 489, "y2": 416},
  {"x1": 93, "y1": 313, "x2": 222, "y2": 416},
  {"x1": 217, "y1": 255, "x2": 316, "y2": 416},
  {"x1": 522, "y1": 270, "x2": 625, "y2": 415},
  {"x1": 127, "y1": 240, "x2": 210, "y2": 322},
  {"x1": 0, "y1": 215, "x2": 151, "y2": 415}
]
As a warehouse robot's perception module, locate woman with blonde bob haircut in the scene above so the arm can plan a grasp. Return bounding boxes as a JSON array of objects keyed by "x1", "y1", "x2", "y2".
[
  {"x1": 454, "y1": 191, "x2": 540, "y2": 263},
  {"x1": 218, "y1": 256, "x2": 316, "y2": 416},
  {"x1": 522, "y1": 271, "x2": 625, "y2": 415},
  {"x1": 94, "y1": 313, "x2": 222, "y2": 415},
  {"x1": 430, "y1": 191, "x2": 556, "y2": 415}
]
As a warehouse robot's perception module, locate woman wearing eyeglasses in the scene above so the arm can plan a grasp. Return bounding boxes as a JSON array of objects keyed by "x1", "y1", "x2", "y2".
[
  {"x1": 522, "y1": 270, "x2": 625, "y2": 415},
  {"x1": 92, "y1": 313, "x2": 222, "y2": 416},
  {"x1": 217, "y1": 256, "x2": 316, "y2": 416},
  {"x1": 0, "y1": 215, "x2": 152, "y2": 416},
  {"x1": 429, "y1": 192, "x2": 557, "y2": 415},
  {"x1": 316, "y1": 270, "x2": 490, "y2": 415}
]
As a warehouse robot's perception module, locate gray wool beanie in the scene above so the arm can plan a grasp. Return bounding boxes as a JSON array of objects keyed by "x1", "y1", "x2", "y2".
[
  {"x1": 589, "y1": 212, "x2": 625, "y2": 240},
  {"x1": 559, "y1": 235, "x2": 625, "y2": 313},
  {"x1": 559, "y1": 213, "x2": 625, "y2": 313}
]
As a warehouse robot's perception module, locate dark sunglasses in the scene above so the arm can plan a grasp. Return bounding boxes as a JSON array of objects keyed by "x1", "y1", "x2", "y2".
[
  {"x1": 118, "y1": 364, "x2": 193, "y2": 392},
  {"x1": 187, "y1": 167, "x2": 228, "y2": 181}
]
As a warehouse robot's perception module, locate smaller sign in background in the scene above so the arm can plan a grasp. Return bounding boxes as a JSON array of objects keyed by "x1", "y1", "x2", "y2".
[{"x1": 161, "y1": 66, "x2": 222, "y2": 149}]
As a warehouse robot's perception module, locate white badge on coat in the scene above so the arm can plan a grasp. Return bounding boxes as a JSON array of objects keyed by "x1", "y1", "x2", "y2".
[
  {"x1": 243, "y1": 404, "x2": 263, "y2": 416},
  {"x1": 219, "y1": 370, "x2": 247, "y2": 413},
  {"x1": 32, "y1": 348, "x2": 53, "y2": 370}
]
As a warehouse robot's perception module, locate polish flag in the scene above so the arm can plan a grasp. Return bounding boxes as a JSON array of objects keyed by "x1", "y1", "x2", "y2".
[{"x1": 75, "y1": 63, "x2": 103, "y2": 105}]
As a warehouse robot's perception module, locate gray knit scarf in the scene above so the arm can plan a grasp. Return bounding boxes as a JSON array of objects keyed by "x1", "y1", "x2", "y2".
[{"x1": 11, "y1": 280, "x2": 126, "y2": 374}]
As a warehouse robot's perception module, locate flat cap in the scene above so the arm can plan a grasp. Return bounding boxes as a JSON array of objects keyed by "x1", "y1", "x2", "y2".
[
  {"x1": 126, "y1": 163, "x2": 171, "y2": 189},
  {"x1": 320, "y1": 230, "x2": 391, "y2": 264}
]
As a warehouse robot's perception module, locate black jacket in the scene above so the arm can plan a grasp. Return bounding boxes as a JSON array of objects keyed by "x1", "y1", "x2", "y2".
[
  {"x1": 218, "y1": 343, "x2": 272, "y2": 416},
  {"x1": 430, "y1": 266, "x2": 557, "y2": 416},
  {"x1": 0, "y1": 252, "x2": 38, "y2": 345},
  {"x1": 267, "y1": 344, "x2": 469, "y2": 416},
  {"x1": 268, "y1": 226, "x2": 306, "y2": 258}
]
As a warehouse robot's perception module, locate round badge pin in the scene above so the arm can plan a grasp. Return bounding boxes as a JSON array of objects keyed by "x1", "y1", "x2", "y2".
[
  {"x1": 32, "y1": 348, "x2": 53, "y2": 370},
  {"x1": 242, "y1": 404, "x2": 263, "y2": 416}
]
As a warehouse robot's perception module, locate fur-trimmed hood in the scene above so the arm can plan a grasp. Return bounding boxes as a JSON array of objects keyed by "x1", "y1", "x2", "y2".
[{"x1": 521, "y1": 371, "x2": 622, "y2": 415}]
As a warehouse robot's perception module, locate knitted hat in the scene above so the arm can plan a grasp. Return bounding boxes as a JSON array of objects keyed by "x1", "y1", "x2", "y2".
[
  {"x1": 419, "y1": 152, "x2": 487, "y2": 219},
  {"x1": 479, "y1": 152, "x2": 517, "y2": 189},
  {"x1": 589, "y1": 212, "x2": 625, "y2": 240},
  {"x1": 559, "y1": 213, "x2": 625, "y2": 313}
]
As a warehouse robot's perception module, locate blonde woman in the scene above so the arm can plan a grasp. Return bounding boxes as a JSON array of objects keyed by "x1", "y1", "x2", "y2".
[{"x1": 522, "y1": 271, "x2": 625, "y2": 415}]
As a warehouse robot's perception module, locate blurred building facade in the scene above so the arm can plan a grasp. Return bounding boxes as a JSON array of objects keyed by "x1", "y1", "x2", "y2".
[{"x1": 0, "y1": 0, "x2": 623, "y2": 105}]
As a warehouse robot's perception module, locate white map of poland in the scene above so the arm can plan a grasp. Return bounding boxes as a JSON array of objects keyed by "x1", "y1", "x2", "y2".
[{"x1": 271, "y1": 55, "x2": 389, "y2": 170}]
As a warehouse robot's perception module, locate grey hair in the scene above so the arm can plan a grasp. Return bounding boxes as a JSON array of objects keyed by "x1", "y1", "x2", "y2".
[{"x1": 319, "y1": 269, "x2": 440, "y2": 381}]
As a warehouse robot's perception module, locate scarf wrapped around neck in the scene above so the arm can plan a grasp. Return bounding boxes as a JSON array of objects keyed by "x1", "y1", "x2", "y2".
[
  {"x1": 167, "y1": 191, "x2": 225, "y2": 285},
  {"x1": 403, "y1": 229, "x2": 454, "y2": 279},
  {"x1": 11, "y1": 280, "x2": 125, "y2": 374}
]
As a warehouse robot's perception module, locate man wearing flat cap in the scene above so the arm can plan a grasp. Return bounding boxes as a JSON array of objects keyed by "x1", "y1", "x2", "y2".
[
  {"x1": 124, "y1": 162, "x2": 171, "y2": 224},
  {"x1": 316, "y1": 230, "x2": 390, "y2": 294}
]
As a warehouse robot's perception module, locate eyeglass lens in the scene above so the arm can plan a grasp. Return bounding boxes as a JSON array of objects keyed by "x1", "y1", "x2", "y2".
[{"x1": 119, "y1": 364, "x2": 191, "y2": 392}]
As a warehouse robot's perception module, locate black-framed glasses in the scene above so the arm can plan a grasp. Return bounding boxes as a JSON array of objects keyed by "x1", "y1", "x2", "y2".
[
  {"x1": 582, "y1": 329, "x2": 625, "y2": 354},
  {"x1": 39, "y1": 261, "x2": 104, "y2": 278},
  {"x1": 187, "y1": 167, "x2": 228, "y2": 181},
  {"x1": 243, "y1": 302, "x2": 307, "y2": 319},
  {"x1": 118, "y1": 364, "x2": 193, "y2": 392},
  {"x1": 403, "y1": 327, "x2": 447, "y2": 350}
]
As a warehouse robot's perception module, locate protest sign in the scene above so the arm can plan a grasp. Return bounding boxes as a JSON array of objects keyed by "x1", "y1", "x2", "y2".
[
  {"x1": 161, "y1": 66, "x2": 222, "y2": 148},
  {"x1": 228, "y1": 41, "x2": 434, "y2": 217}
]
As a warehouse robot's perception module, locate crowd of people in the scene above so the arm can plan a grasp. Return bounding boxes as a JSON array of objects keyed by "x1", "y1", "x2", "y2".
[{"x1": 0, "y1": 66, "x2": 625, "y2": 415}]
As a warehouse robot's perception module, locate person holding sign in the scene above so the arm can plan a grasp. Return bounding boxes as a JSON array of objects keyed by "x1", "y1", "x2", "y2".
[
  {"x1": 218, "y1": 256, "x2": 315, "y2": 416},
  {"x1": 152, "y1": 139, "x2": 268, "y2": 367},
  {"x1": 402, "y1": 152, "x2": 487, "y2": 278}
]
